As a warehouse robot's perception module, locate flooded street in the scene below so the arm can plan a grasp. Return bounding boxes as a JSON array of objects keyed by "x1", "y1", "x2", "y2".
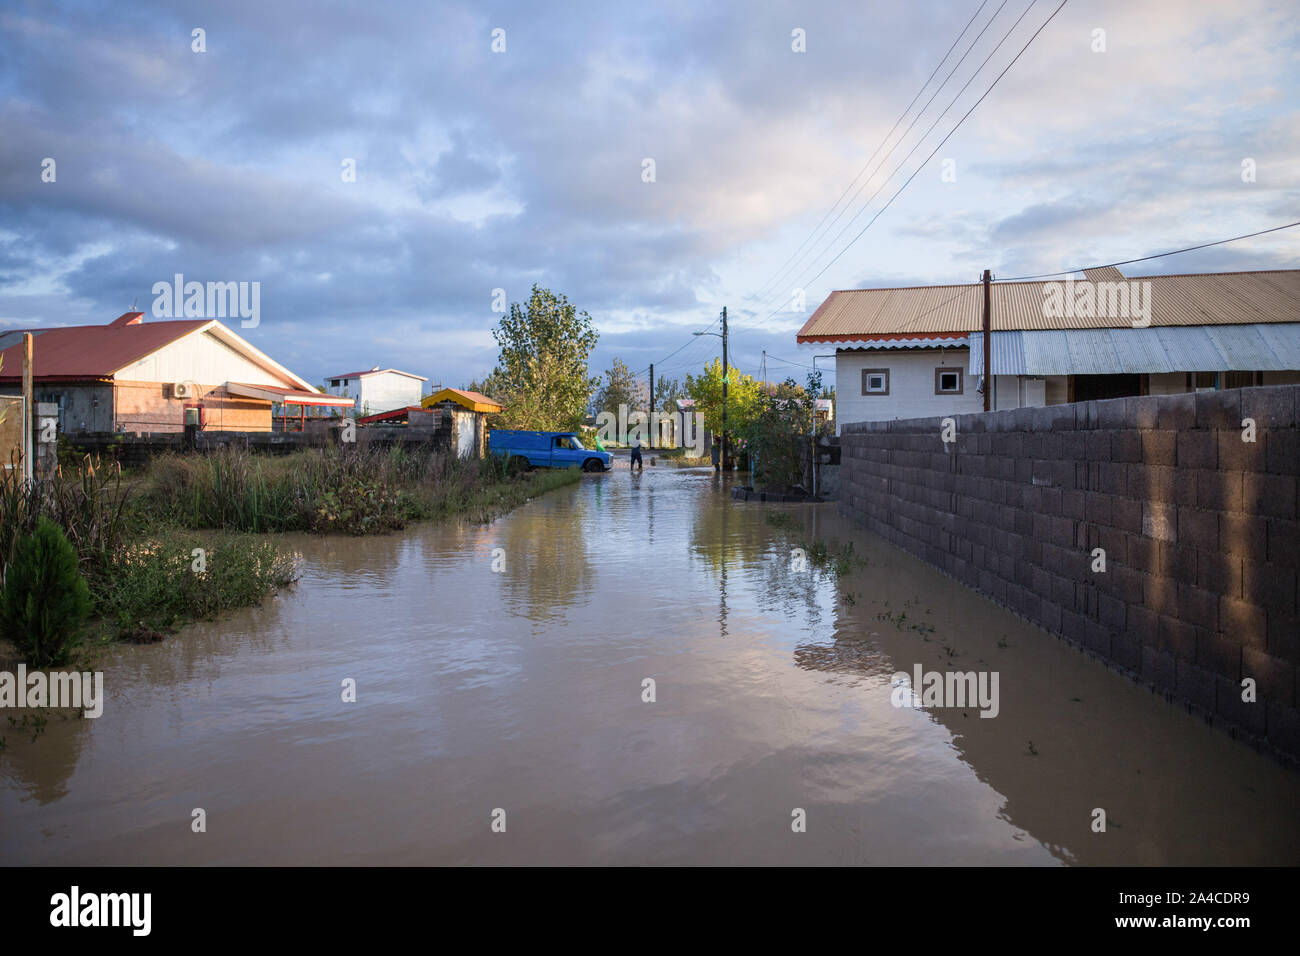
[{"x1": 2, "y1": 466, "x2": 1298, "y2": 866}]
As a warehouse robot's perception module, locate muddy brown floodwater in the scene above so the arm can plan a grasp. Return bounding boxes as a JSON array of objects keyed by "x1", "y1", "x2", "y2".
[{"x1": 2, "y1": 466, "x2": 1298, "y2": 865}]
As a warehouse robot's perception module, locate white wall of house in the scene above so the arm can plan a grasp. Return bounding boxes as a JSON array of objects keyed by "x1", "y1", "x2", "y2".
[
  {"x1": 357, "y1": 372, "x2": 423, "y2": 417},
  {"x1": 835, "y1": 347, "x2": 1045, "y2": 431},
  {"x1": 324, "y1": 370, "x2": 425, "y2": 416},
  {"x1": 117, "y1": 329, "x2": 293, "y2": 389}
]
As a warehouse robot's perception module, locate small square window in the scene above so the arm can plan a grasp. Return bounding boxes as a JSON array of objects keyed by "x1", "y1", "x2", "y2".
[
  {"x1": 935, "y1": 368, "x2": 963, "y2": 395},
  {"x1": 862, "y1": 368, "x2": 890, "y2": 395}
]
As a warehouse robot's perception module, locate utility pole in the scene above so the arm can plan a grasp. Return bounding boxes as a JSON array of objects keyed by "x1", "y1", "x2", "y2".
[
  {"x1": 982, "y1": 269, "x2": 992, "y2": 412},
  {"x1": 720, "y1": 306, "x2": 728, "y2": 473},
  {"x1": 648, "y1": 363, "x2": 655, "y2": 448},
  {"x1": 22, "y1": 333, "x2": 33, "y2": 483}
]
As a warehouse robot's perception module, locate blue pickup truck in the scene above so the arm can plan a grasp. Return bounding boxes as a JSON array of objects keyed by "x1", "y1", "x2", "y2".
[{"x1": 488, "y1": 430, "x2": 612, "y2": 472}]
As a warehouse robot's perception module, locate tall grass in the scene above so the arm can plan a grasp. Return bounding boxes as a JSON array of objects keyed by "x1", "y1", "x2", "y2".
[{"x1": 136, "y1": 444, "x2": 578, "y2": 533}]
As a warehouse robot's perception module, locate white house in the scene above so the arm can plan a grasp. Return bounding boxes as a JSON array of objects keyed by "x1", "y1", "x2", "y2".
[
  {"x1": 323, "y1": 366, "x2": 428, "y2": 417},
  {"x1": 797, "y1": 267, "x2": 1300, "y2": 432}
]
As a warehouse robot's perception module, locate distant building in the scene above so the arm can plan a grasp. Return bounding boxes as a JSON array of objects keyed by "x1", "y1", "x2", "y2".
[
  {"x1": 797, "y1": 267, "x2": 1300, "y2": 433},
  {"x1": 418, "y1": 387, "x2": 503, "y2": 458},
  {"x1": 0, "y1": 311, "x2": 352, "y2": 434},
  {"x1": 323, "y1": 366, "x2": 428, "y2": 418}
]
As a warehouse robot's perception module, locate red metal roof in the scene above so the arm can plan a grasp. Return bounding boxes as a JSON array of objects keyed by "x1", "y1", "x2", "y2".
[
  {"x1": 0, "y1": 315, "x2": 208, "y2": 381},
  {"x1": 357, "y1": 405, "x2": 424, "y2": 424}
]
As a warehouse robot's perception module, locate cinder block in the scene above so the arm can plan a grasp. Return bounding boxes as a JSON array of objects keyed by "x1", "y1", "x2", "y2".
[
  {"x1": 1220, "y1": 512, "x2": 1267, "y2": 563},
  {"x1": 1219, "y1": 596, "x2": 1267, "y2": 646},
  {"x1": 1129, "y1": 395, "x2": 1161, "y2": 430},
  {"x1": 1266, "y1": 608, "x2": 1299, "y2": 660},
  {"x1": 1143, "y1": 501, "x2": 1177, "y2": 543},
  {"x1": 1178, "y1": 582, "x2": 1219, "y2": 630},
  {"x1": 1111, "y1": 496, "x2": 1142, "y2": 533},
  {"x1": 1113, "y1": 430, "x2": 1144, "y2": 463},
  {"x1": 1243, "y1": 472, "x2": 1297, "y2": 520},
  {"x1": 1176, "y1": 431, "x2": 1217, "y2": 470},
  {"x1": 1126, "y1": 534, "x2": 1159, "y2": 574},
  {"x1": 1267, "y1": 518, "x2": 1299, "y2": 569},
  {"x1": 1197, "y1": 631, "x2": 1241, "y2": 680},
  {"x1": 1240, "y1": 384, "x2": 1297, "y2": 429},
  {"x1": 1196, "y1": 388, "x2": 1243, "y2": 431},
  {"x1": 1112, "y1": 633, "x2": 1142, "y2": 671},
  {"x1": 1156, "y1": 392, "x2": 1197, "y2": 431},
  {"x1": 1196, "y1": 469, "x2": 1242, "y2": 513},
  {"x1": 1241, "y1": 562, "x2": 1297, "y2": 615},
  {"x1": 1217, "y1": 430, "x2": 1258, "y2": 473},
  {"x1": 1126, "y1": 603, "x2": 1158, "y2": 645},
  {"x1": 1175, "y1": 658, "x2": 1215, "y2": 711},
  {"x1": 1098, "y1": 592, "x2": 1126, "y2": 631},
  {"x1": 1140, "y1": 430, "x2": 1176, "y2": 465},
  {"x1": 1096, "y1": 397, "x2": 1129, "y2": 430},
  {"x1": 1176, "y1": 505, "x2": 1219, "y2": 551},
  {"x1": 1264, "y1": 428, "x2": 1298, "y2": 475},
  {"x1": 1197, "y1": 550, "x2": 1243, "y2": 599},
  {"x1": 1156, "y1": 614, "x2": 1198, "y2": 659},
  {"x1": 1243, "y1": 646, "x2": 1296, "y2": 707},
  {"x1": 1265, "y1": 700, "x2": 1300, "y2": 757},
  {"x1": 1141, "y1": 645, "x2": 1176, "y2": 690},
  {"x1": 1215, "y1": 673, "x2": 1265, "y2": 735}
]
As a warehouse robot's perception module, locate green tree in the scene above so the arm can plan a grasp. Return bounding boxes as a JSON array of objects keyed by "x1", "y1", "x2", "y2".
[
  {"x1": 594, "y1": 357, "x2": 645, "y2": 418},
  {"x1": 0, "y1": 517, "x2": 92, "y2": 666},
  {"x1": 482, "y1": 285, "x2": 600, "y2": 431},
  {"x1": 742, "y1": 372, "x2": 822, "y2": 489},
  {"x1": 653, "y1": 375, "x2": 684, "y2": 412},
  {"x1": 684, "y1": 358, "x2": 762, "y2": 436}
]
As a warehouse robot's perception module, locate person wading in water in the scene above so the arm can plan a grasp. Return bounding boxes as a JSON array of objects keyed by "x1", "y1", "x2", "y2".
[{"x1": 630, "y1": 438, "x2": 644, "y2": 472}]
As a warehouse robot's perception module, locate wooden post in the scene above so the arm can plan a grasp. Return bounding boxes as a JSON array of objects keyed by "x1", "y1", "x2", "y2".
[
  {"x1": 21, "y1": 332, "x2": 33, "y2": 482},
  {"x1": 982, "y1": 270, "x2": 992, "y2": 412}
]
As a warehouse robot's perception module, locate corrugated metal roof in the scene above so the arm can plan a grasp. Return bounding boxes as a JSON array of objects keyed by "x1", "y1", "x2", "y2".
[
  {"x1": 0, "y1": 318, "x2": 210, "y2": 380},
  {"x1": 969, "y1": 324, "x2": 1300, "y2": 375},
  {"x1": 797, "y1": 268, "x2": 1300, "y2": 340}
]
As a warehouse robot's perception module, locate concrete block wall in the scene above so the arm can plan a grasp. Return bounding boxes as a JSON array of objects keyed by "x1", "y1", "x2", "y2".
[{"x1": 839, "y1": 385, "x2": 1299, "y2": 764}]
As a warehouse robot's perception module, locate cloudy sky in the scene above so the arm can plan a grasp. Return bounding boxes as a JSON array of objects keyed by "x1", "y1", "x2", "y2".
[{"x1": 1, "y1": 0, "x2": 1297, "y2": 392}]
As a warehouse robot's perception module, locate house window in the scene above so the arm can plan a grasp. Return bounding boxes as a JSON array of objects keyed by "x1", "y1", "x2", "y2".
[
  {"x1": 862, "y1": 368, "x2": 890, "y2": 395},
  {"x1": 935, "y1": 367, "x2": 963, "y2": 395},
  {"x1": 330, "y1": 379, "x2": 340, "y2": 388}
]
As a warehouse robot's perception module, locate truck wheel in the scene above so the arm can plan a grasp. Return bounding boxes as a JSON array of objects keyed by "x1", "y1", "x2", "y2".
[{"x1": 582, "y1": 458, "x2": 603, "y2": 473}]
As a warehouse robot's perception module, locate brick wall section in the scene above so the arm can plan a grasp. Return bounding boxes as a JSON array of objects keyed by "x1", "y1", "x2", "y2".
[{"x1": 840, "y1": 385, "x2": 1299, "y2": 765}]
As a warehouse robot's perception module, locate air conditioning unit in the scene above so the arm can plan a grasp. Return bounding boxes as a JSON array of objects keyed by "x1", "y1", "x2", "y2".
[{"x1": 172, "y1": 382, "x2": 192, "y2": 399}]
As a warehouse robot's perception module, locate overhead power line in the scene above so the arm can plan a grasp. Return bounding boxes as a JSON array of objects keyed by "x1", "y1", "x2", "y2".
[
  {"x1": 994, "y1": 219, "x2": 1300, "y2": 281},
  {"x1": 743, "y1": 0, "x2": 1068, "y2": 333},
  {"x1": 746, "y1": 0, "x2": 995, "y2": 306}
]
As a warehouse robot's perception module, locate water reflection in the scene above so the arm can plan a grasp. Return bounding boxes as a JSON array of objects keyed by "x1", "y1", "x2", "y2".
[{"x1": 1, "y1": 467, "x2": 1297, "y2": 865}]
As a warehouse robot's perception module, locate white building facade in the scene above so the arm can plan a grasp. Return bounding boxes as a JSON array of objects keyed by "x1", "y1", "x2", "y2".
[
  {"x1": 800, "y1": 269, "x2": 1300, "y2": 433},
  {"x1": 323, "y1": 367, "x2": 428, "y2": 417}
]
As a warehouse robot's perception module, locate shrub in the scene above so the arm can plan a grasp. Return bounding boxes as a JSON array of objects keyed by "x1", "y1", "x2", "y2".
[
  {"x1": 0, "y1": 516, "x2": 92, "y2": 665},
  {"x1": 95, "y1": 532, "x2": 298, "y2": 633}
]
